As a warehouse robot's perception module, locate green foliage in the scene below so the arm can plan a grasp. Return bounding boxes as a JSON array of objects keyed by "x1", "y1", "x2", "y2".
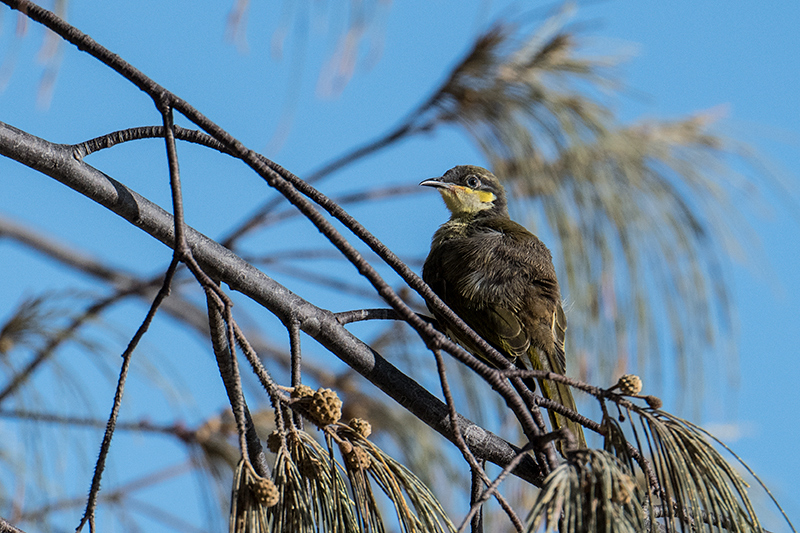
[
  {"x1": 631, "y1": 409, "x2": 761, "y2": 532},
  {"x1": 523, "y1": 402, "x2": 784, "y2": 533},
  {"x1": 397, "y1": 7, "x2": 756, "y2": 401},
  {"x1": 527, "y1": 449, "x2": 645, "y2": 533},
  {"x1": 230, "y1": 425, "x2": 455, "y2": 533}
]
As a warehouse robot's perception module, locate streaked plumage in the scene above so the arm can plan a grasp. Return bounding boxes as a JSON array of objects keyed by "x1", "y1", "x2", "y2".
[{"x1": 421, "y1": 165, "x2": 586, "y2": 451}]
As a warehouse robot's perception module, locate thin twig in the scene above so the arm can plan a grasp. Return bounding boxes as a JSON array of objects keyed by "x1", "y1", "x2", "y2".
[
  {"x1": 0, "y1": 409, "x2": 197, "y2": 440},
  {"x1": 461, "y1": 442, "x2": 538, "y2": 530},
  {"x1": 288, "y1": 316, "x2": 302, "y2": 427},
  {"x1": 232, "y1": 322, "x2": 286, "y2": 403},
  {"x1": 73, "y1": 120, "x2": 555, "y2": 451},
  {"x1": 73, "y1": 112, "x2": 544, "y2": 446},
  {"x1": 470, "y1": 464, "x2": 484, "y2": 533},
  {"x1": 205, "y1": 291, "x2": 269, "y2": 477},
  {"x1": 432, "y1": 349, "x2": 524, "y2": 533},
  {"x1": 159, "y1": 109, "x2": 231, "y2": 309},
  {"x1": 76, "y1": 258, "x2": 179, "y2": 532},
  {"x1": 334, "y1": 308, "x2": 440, "y2": 325},
  {"x1": 0, "y1": 121, "x2": 546, "y2": 485},
  {"x1": 161, "y1": 107, "x2": 188, "y2": 258},
  {"x1": 162, "y1": 106, "x2": 263, "y2": 474}
]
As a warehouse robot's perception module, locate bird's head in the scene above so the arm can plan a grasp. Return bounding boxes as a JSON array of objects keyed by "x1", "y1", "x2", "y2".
[{"x1": 420, "y1": 165, "x2": 508, "y2": 219}]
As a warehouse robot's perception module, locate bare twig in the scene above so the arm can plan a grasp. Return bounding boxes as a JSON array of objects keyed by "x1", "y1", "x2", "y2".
[
  {"x1": 334, "y1": 308, "x2": 437, "y2": 325},
  {"x1": 0, "y1": 121, "x2": 545, "y2": 484},
  {"x1": 161, "y1": 107, "x2": 188, "y2": 258},
  {"x1": 159, "y1": 107, "x2": 230, "y2": 308},
  {"x1": 232, "y1": 322, "x2": 288, "y2": 408},
  {"x1": 460, "y1": 442, "x2": 538, "y2": 531},
  {"x1": 288, "y1": 316, "x2": 302, "y2": 427},
  {"x1": 470, "y1": 464, "x2": 484, "y2": 533},
  {"x1": 432, "y1": 349, "x2": 524, "y2": 533},
  {"x1": 0, "y1": 409, "x2": 197, "y2": 440},
  {"x1": 205, "y1": 292, "x2": 269, "y2": 477},
  {"x1": 76, "y1": 258, "x2": 179, "y2": 532}
]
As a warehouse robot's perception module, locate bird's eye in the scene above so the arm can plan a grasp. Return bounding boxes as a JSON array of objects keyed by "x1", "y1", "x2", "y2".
[{"x1": 466, "y1": 175, "x2": 480, "y2": 189}]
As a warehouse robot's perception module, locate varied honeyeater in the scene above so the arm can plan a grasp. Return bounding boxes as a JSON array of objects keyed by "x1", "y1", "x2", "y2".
[{"x1": 421, "y1": 165, "x2": 586, "y2": 451}]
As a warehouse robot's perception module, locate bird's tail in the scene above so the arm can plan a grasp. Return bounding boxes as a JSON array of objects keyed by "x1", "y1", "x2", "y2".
[{"x1": 538, "y1": 377, "x2": 587, "y2": 454}]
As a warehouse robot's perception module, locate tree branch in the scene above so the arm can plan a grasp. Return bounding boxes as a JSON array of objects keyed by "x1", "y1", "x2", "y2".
[
  {"x1": 0, "y1": 120, "x2": 545, "y2": 485},
  {"x1": 0, "y1": 0, "x2": 544, "y2": 442}
]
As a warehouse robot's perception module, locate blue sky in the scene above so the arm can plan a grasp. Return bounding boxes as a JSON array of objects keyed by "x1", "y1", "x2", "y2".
[{"x1": 1, "y1": 1, "x2": 799, "y2": 531}]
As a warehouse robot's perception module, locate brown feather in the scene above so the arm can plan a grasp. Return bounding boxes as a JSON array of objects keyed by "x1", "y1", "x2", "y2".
[{"x1": 422, "y1": 165, "x2": 586, "y2": 452}]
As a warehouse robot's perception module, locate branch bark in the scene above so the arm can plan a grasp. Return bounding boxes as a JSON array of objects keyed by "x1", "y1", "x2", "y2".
[{"x1": 0, "y1": 120, "x2": 544, "y2": 485}]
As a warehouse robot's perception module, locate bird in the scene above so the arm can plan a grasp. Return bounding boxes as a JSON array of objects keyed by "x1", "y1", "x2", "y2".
[{"x1": 421, "y1": 165, "x2": 586, "y2": 451}]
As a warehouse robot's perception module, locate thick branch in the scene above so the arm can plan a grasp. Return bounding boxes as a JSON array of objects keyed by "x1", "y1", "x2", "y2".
[
  {"x1": 0, "y1": 214, "x2": 341, "y2": 386},
  {"x1": 0, "y1": 121, "x2": 544, "y2": 484},
  {"x1": 0, "y1": 0, "x2": 541, "y2": 440}
]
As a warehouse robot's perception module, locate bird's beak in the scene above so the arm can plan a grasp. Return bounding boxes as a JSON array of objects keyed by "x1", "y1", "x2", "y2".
[{"x1": 419, "y1": 177, "x2": 452, "y2": 190}]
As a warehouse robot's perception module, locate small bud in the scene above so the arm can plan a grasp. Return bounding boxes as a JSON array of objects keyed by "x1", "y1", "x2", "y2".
[
  {"x1": 291, "y1": 384, "x2": 315, "y2": 399},
  {"x1": 309, "y1": 388, "x2": 342, "y2": 426},
  {"x1": 344, "y1": 446, "x2": 372, "y2": 470},
  {"x1": 338, "y1": 440, "x2": 353, "y2": 455},
  {"x1": 249, "y1": 476, "x2": 279, "y2": 507},
  {"x1": 645, "y1": 395, "x2": 663, "y2": 409},
  {"x1": 349, "y1": 418, "x2": 372, "y2": 438},
  {"x1": 266, "y1": 430, "x2": 283, "y2": 453},
  {"x1": 618, "y1": 374, "x2": 643, "y2": 395}
]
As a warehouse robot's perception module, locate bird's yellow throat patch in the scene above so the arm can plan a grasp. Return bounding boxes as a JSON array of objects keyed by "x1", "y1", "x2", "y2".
[{"x1": 439, "y1": 186, "x2": 497, "y2": 216}]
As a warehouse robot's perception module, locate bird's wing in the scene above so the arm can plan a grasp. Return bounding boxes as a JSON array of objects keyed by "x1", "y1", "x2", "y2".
[
  {"x1": 551, "y1": 301, "x2": 567, "y2": 374},
  {"x1": 423, "y1": 234, "x2": 530, "y2": 361},
  {"x1": 423, "y1": 222, "x2": 561, "y2": 368},
  {"x1": 480, "y1": 304, "x2": 531, "y2": 362},
  {"x1": 429, "y1": 279, "x2": 531, "y2": 361}
]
